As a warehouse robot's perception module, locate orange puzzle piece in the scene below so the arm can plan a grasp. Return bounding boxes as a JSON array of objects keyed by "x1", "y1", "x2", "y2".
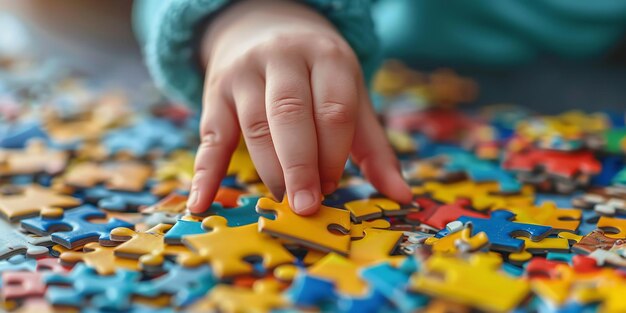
[
  {"x1": 60, "y1": 242, "x2": 140, "y2": 275},
  {"x1": 60, "y1": 161, "x2": 152, "y2": 192}
]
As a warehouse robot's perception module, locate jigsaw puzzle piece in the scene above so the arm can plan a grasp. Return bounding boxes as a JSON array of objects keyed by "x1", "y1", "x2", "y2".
[
  {"x1": 209, "y1": 195, "x2": 274, "y2": 226},
  {"x1": 257, "y1": 197, "x2": 351, "y2": 255},
  {"x1": 21, "y1": 205, "x2": 134, "y2": 249},
  {"x1": 182, "y1": 216, "x2": 294, "y2": 278},
  {"x1": 504, "y1": 202, "x2": 581, "y2": 233},
  {"x1": 0, "y1": 184, "x2": 81, "y2": 222},
  {"x1": 103, "y1": 117, "x2": 187, "y2": 157},
  {"x1": 308, "y1": 253, "x2": 368, "y2": 297},
  {"x1": 190, "y1": 280, "x2": 286, "y2": 313},
  {"x1": 140, "y1": 192, "x2": 187, "y2": 217},
  {"x1": 322, "y1": 183, "x2": 376, "y2": 208},
  {"x1": 0, "y1": 140, "x2": 68, "y2": 177},
  {"x1": 360, "y1": 262, "x2": 429, "y2": 313},
  {"x1": 0, "y1": 218, "x2": 49, "y2": 260},
  {"x1": 406, "y1": 198, "x2": 487, "y2": 229},
  {"x1": 350, "y1": 219, "x2": 390, "y2": 239},
  {"x1": 109, "y1": 223, "x2": 200, "y2": 271},
  {"x1": 424, "y1": 223, "x2": 489, "y2": 254},
  {"x1": 85, "y1": 185, "x2": 158, "y2": 212},
  {"x1": 349, "y1": 228, "x2": 404, "y2": 265},
  {"x1": 44, "y1": 263, "x2": 142, "y2": 310},
  {"x1": 508, "y1": 237, "x2": 571, "y2": 264},
  {"x1": 410, "y1": 253, "x2": 530, "y2": 312},
  {"x1": 2, "y1": 257, "x2": 67, "y2": 301},
  {"x1": 285, "y1": 272, "x2": 337, "y2": 308},
  {"x1": 597, "y1": 216, "x2": 626, "y2": 238},
  {"x1": 137, "y1": 264, "x2": 215, "y2": 307},
  {"x1": 59, "y1": 242, "x2": 140, "y2": 275},
  {"x1": 412, "y1": 181, "x2": 535, "y2": 212},
  {"x1": 163, "y1": 218, "x2": 204, "y2": 245},
  {"x1": 458, "y1": 210, "x2": 552, "y2": 252},
  {"x1": 59, "y1": 161, "x2": 152, "y2": 192},
  {"x1": 344, "y1": 198, "x2": 413, "y2": 222}
]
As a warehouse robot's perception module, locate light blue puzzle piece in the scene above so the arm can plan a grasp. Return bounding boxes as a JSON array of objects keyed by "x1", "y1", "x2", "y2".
[
  {"x1": 360, "y1": 262, "x2": 428, "y2": 313},
  {"x1": 85, "y1": 185, "x2": 158, "y2": 212},
  {"x1": 103, "y1": 118, "x2": 187, "y2": 157},
  {"x1": 163, "y1": 219, "x2": 204, "y2": 245},
  {"x1": 45, "y1": 264, "x2": 142, "y2": 310},
  {"x1": 137, "y1": 263, "x2": 215, "y2": 307}
]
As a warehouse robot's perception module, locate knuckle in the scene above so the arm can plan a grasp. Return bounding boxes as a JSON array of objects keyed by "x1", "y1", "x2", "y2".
[
  {"x1": 315, "y1": 101, "x2": 355, "y2": 125},
  {"x1": 268, "y1": 97, "x2": 309, "y2": 123},
  {"x1": 243, "y1": 119, "x2": 272, "y2": 144},
  {"x1": 199, "y1": 129, "x2": 224, "y2": 149},
  {"x1": 315, "y1": 38, "x2": 344, "y2": 58},
  {"x1": 284, "y1": 162, "x2": 311, "y2": 173}
]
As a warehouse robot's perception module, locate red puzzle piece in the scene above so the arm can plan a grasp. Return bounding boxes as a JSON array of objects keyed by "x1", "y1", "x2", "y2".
[
  {"x1": 407, "y1": 197, "x2": 487, "y2": 229},
  {"x1": 503, "y1": 148, "x2": 601, "y2": 179}
]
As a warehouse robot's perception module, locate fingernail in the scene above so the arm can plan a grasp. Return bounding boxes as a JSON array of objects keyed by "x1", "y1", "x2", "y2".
[
  {"x1": 293, "y1": 190, "x2": 316, "y2": 213},
  {"x1": 321, "y1": 182, "x2": 337, "y2": 195}
]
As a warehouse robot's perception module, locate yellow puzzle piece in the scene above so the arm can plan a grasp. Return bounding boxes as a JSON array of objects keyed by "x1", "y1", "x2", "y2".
[
  {"x1": 257, "y1": 197, "x2": 351, "y2": 255},
  {"x1": 349, "y1": 228, "x2": 404, "y2": 265},
  {"x1": 344, "y1": 198, "x2": 412, "y2": 222},
  {"x1": 308, "y1": 253, "x2": 369, "y2": 296},
  {"x1": 227, "y1": 139, "x2": 259, "y2": 183},
  {"x1": 410, "y1": 253, "x2": 529, "y2": 312},
  {"x1": 597, "y1": 216, "x2": 626, "y2": 238},
  {"x1": 412, "y1": 181, "x2": 535, "y2": 211},
  {"x1": 424, "y1": 225, "x2": 488, "y2": 254},
  {"x1": 188, "y1": 280, "x2": 287, "y2": 313},
  {"x1": 60, "y1": 242, "x2": 140, "y2": 275},
  {"x1": 504, "y1": 202, "x2": 581, "y2": 233},
  {"x1": 508, "y1": 237, "x2": 570, "y2": 264},
  {"x1": 183, "y1": 216, "x2": 294, "y2": 278}
]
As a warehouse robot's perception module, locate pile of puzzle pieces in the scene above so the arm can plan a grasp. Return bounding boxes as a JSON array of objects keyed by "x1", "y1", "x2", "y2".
[{"x1": 1, "y1": 56, "x2": 626, "y2": 313}]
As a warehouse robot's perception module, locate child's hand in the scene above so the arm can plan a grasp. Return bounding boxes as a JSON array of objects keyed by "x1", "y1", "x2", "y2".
[{"x1": 187, "y1": 0, "x2": 412, "y2": 215}]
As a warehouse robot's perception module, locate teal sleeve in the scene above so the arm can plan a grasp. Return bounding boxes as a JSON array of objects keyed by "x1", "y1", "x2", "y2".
[{"x1": 132, "y1": 0, "x2": 380, "y2": 108}]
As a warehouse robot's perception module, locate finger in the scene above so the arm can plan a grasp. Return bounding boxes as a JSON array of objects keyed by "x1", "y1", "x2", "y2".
[
  {"x1": 187, "y1": 89, "x2": 240, "y2": 214},
  {"x1": 311, "y1": 55, "x2": 358, "y2": 195},
  {"x1": 351, "y1": 84, "x2": 412, "y2": 204},
  {"x1": 265, "y1": 56, "x2": 321, "y2": 215},
  {"x1": 232, "y1": 72, "x2": 286, "y2": 199}
]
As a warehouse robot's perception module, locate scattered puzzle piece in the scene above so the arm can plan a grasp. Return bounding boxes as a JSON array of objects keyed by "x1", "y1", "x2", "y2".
[
  {"x1": 44, "y1": 263, "x2": 142, "y2": 310},
  {"x1": 84, "y1": 185, "x2": 158, "y2": 212},
  {"x1": 209, "y1": 195, "x2": 273, "y2": 226},
  {"x1": 350, "y1": 228, "x2": 404, "y2": 265},
  {"x1": 0, "y1": 184, "x2": 81, "y2": 221},
  {"x1": 2, "y1": 257, "x2": 67, "y2": 301},
  {"x1": 406, "y1": 197, "x2": 487, "y2": 229},
  {"x1": 60, "y1": 242, "x2": 140, "y2": 275},
  {"x1": 410, "y1": 253, "x2": 529, "y2": 312},
  {"x1": 344, "y1": 198, "x2": 414, "y2": 222},
  {"x1": 412, "y1": 181, "x2": 535, "y2": 212},
  {"x1": 597, "y1": 216, "x2": 626, "y2": 239},
  {"x1": 308, "y1": 253, "x2": 368, "y2": 297},
  {"x1": 0, "y1": 218, "x2": 50, "y2": 260},
  {"x1": 458, "y1": 210, "x2": 552, "y2": 252},
  {"x1": 137, "y1": 264, "x2": 215, "y2": 307},
  {"x1": 189, "y1": 280, "x2": 286, "y2": 313},
  {"x1": 350, "y1": 219, "x2": 390, "y2": 239},
  {"x1": 424, "y1": 223, "x2": 489, "y2": 254},
  {"x1": 182, "y1": 216, "x2": 294, "y2": 278},
  {"x1": 59, "y1": 161, "x2": 152, "y2": 192},
  {"x1": 226, "y1": 139, "x2": 259, "y2": 183},
  {"x1": 21, "y1": 205, "x2": 133, "y2": 249},
  {"x1": 504, "y1": 202, "x2": 581, "y2": 233},
  {"x1": 0, "y1": 140, "x2": 68, "y2": 176},
  {"x1": 257, "y1": 197, "x2": 351, "y2": 255}
]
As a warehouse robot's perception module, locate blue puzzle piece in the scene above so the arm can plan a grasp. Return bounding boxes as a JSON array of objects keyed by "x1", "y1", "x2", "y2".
[
  {"x1": 285, "y1": 273, "x2": 336, "y2": 307},
  {"x1": 579, "y1": 210, "x2": 600, "y2": 236},
  {"x1": 458, "y1": 210, "x2": 552, "y2": 252},
  {"x1": 592, "y1": 156, "x2": 624, "y2": 187},
  {"x1": 435, "y1": 146, "x2": 521, "y2": 193},
  {"x1": 613, "y1": 168, "x2": 626, "y2": 186},
  {"x1": 163, "y1": 219, "x2": 204, "y2": 245},
  {"x1": 137, "y1": 263, "x2": 215, "y2": 307},
  {"x1": 322, "y1": 184, "x2": 376, "y2": 208},
  {"x1": 338, "y1": 290, "x2": 388, "y2": 313},
  {"x1": 210, "y1": 195, "x2": 274, "y2": 227},
  {"x1": 45, "y1": 263, "x2": 142, "y2": 310},
  {"x1": 360, "y1": 262, "x2": 428, "y2": 313},
  {"x1": 103, "y1": 118, "x2": 187, "y2": 157},
  {"x1": 85, "y1": 185, "x2": 158, "y2": 212},
  {"x1": 21, "y1": 204, "x2": 133, "y2": 249},
  {"x1": 0, "y1": 121, "x2": 48, "y2": 148}
]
